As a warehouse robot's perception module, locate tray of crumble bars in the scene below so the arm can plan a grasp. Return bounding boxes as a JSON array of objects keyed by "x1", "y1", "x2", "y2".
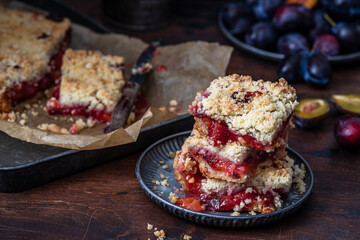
[
  {"x1": 0, "y1": 0, "x2": 233, "y2": 192},
  {"x1": 136, "y1": 75, "x2": 313, "y2": 226}
]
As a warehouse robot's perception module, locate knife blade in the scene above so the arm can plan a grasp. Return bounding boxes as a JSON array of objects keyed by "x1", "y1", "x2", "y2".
[{"x1": 103, "y1": 41, "x2": 159, "y2": 133}]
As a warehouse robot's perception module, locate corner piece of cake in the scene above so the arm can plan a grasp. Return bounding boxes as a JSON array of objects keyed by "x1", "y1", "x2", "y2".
[
  {"x1": 189, "y1": 74, "x2": 298, "y2": 151},
  {"x1": 0, "y1": 6, "x2": 71, "y2": 112},
  {"x1": 46, "y1": 49, "x2": 125, "y2": 122}
]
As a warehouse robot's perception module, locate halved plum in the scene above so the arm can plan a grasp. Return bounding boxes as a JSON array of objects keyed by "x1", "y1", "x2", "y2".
[
  {"x1": 295, "y1": 98, "x2": 330, "y2": 128},
  {"x1": 330, "y1": 94, "x2": 360, "y2": 115}
]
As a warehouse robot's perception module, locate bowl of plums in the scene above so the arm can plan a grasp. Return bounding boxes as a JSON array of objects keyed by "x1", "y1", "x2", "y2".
[{"x1": 219, "y1": 0, "x2": 360, "y2": 88}]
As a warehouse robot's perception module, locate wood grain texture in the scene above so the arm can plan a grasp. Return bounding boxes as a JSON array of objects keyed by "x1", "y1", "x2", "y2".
[{"x1": 0, "y1": 0, "x2": 359, "y2": 239}]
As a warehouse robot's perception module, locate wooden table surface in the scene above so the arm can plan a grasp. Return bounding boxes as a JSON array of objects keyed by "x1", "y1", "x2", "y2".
[{"x1": 1, "y1": 1, "x2": 359, "y2": 239}]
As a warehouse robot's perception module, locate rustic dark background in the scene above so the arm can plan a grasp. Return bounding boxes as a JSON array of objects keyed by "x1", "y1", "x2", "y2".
[{"x1": 0, "y1": 0, "x2": 359, "y2": 239}]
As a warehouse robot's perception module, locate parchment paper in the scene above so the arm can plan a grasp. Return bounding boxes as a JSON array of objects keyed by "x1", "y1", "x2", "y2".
[{"x1": 0, "y1": 1, "x2": 233, "y2": 150}]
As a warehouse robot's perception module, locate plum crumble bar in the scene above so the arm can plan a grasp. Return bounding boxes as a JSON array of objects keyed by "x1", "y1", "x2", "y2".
[
  {"x1": 46, "y1": 49, "x2": 125, "y2": 122},
  {"x1": 189, "y1": 74, "x2": 298, "y2": 151},
  {"x1": 0, "y1": 6, "x2": 71, "y2": 112}
]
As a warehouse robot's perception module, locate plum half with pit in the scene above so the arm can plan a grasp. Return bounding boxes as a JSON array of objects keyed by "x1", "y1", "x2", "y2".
[
  {"x1": 334, "y1": 116, "x2": 360, "y2": 149},
  {"x1": 330, "y1": 94, "x2": 360, "y2": 115},
  {"x1": 295, "y1": 98, "x2": 330, "y2": 128}
]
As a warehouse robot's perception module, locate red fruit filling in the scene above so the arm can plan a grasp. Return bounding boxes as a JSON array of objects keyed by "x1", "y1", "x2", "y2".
[
  {"x1": 189, "y1": 147, "x2": 269, "y2": 179},
  {"x1": 176, "y1": 198, "x2": 205, "y2": 212},
  {"x1": 175, "y1": 153, "x2": 282, "y2": 213},
  {"x1": 46, "y1": 98, "x2": 113, "y2": 122},
  {"x1": 190, "y1": 91, "x2": 291, "y2": 150},
  {"x1": 3, "y1": 28, "x2": 71, "y2": 106}
]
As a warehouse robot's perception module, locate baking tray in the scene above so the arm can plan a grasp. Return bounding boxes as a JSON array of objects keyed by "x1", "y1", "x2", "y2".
[{"x1": 0, "y1": 0, "x2": 194, "y2": 193}]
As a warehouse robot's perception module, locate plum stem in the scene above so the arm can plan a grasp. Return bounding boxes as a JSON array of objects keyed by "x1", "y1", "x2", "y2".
[{"x1": 323, "y1": 13, "x2": 336, "y2": 27}]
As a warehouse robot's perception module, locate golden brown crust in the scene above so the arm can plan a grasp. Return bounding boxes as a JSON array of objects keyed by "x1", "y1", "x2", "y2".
[
  {"x1": 191, "y1": 74, "x2": 298, "y2": 144},
  {"x1": 0, "y1": 6, "x2": 71, "y2": 112},
  {"x1": 59, "y1": 49, "x2": 125, "y2": 111}
]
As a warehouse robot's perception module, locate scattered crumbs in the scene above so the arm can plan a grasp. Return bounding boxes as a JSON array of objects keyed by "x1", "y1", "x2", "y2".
[
  {"x1": 169, "y1": 99, "x2": 177, "y2": 107},
  {"x1": 31, "y1": 110, "x2": 39, "y2": 117},
  {"x1": 169, "y1": 107, "x2": 176, "y2": 113},
  {"x1": 86, "y1": 118, "x2": 96, "y2": 128},
  {"x1": 37, "y1": 123, "x2": 69, "y2": 134},
  {"x1": 152, "y1": 180, "x2": 160, "y2": 185},
  {"x1": 160, "y1": 174, "x2": 166, "y2": 179},
  {"x1": 158, "y1": 192, "x2": 164, "y2": 197},
  {"x1": 68, "y1": 117, "x2": 74, "y2": 122},
  {"x1": 154, "y1": 227, "x2": 158, "y2": 231},
  {"x1": 160, "y1": 179, "x2": 169, "y2": 187},
  {"x1": 249, "y1": 211, "x2": 256, "y2": 216},
  {"x1": 19, "y1": 119, "x2": 26, "y2": 126},
  {"x1": 20, "y1": 113, "x2": 28, "y2": 119},
  {"x1": 162, "y1": 165, "x2": 168, "y2": 170},
  {"x1": 42, "y1": 106, "x2": 47, "y2": 112},
  {"x1": 169, "y1": 192, "x2": 178, "y2": 204},
  {"x1": 7, "y1": 111, "x2": 16, "y2": 122},
  {"x1": 159, "y1": 106, "x2": 166, "y2": 112},
  {"x1": 153, "y1": 186, "x2": 157, "y2": 190},
  {"x1": 230, "y1": 212, "x2": 240, "y2": 217},
  {"x1": 31, "y1": 103, "x2": 39, "y2": 108},
  {"x1": 0, "y1": 113, "x2": 8, "y2": 120},
  {"x1": 169, "y1": 151, "x2": 175, "y2": 158},
  {"x1": 154, "y1": 229, "x2": 166, "y2": 240},
  {"x1": 183, "y1": 234, "x2": 192, "y2": 240},
  {"x1": 159, "y1": 161, "x2": 165, "y2": 165},
  {"x1": 147, "y1": 223, "x2": 153, "y2": 230},
  {"x1": 24, "y1": 104, "x2": 31, "y2": 110}
]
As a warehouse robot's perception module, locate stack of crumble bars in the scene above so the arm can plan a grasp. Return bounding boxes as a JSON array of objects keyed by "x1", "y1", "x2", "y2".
[{"x1": 173, "y1": 74, "x2": 306, "y2": 214}]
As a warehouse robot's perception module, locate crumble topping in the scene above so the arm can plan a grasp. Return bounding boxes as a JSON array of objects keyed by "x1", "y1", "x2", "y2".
[
  {"x1": 191, "y1": 74, "x2": 298, "y2": 144},
  {"x1": 0, "y1": 6, "x2": 71, "y2": 91},
  {"x1": 59, "y1": 49, "x2": 125, "y2": 112},
  {"x1": 183, "y1": 235, "x2": 192, "y2": 240}
]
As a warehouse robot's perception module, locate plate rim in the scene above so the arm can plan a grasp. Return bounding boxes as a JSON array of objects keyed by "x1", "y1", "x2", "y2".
[
  {"x1": 136, "y1": 130, "x2": 314, "y2": 222},
  {"x1": 217, "y1": 6, "x2": 360, "y2": 64}
]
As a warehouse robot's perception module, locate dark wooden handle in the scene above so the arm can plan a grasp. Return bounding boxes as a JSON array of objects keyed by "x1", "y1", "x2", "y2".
[{"x1": 103, "y1": 82, "x2": 141, "y2": 133}]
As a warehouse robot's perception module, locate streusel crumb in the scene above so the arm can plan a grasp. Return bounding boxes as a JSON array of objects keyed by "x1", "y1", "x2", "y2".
[
  {"x1": 183, "y1": 234, "x2": 192, "y2": 240},
  {"x1": 154, "y1": 229, "x2": 166, "y2": 240},
  {"x1": 169, "y1": 192, "x2": 178, "y2": 204},
  {"x1": 147, "y1": 223, "x2": 153, "y2": 230},
  {"x1": 230, "y1": 211, "x2": 240, "y2": 216}
]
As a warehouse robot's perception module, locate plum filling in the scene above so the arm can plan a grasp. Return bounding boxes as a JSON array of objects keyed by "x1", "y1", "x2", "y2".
[
  {"x1": 175, "y1": 154, "x2": 281, "y2": 213},
  {"x1": 189, "y1": 147, "x2": 270, "y2": 179},
  {"x1": 46, "y1": 62, "x2": 125, "y2": 123},
  {"x1": 190, "y1": 103, "x2": 290, "y2": 151},
  {"x1": 46, "y1": 98, "x2": 113, "y2": 122},
  {"x1": 3, "y1": 27, "x2": 71, "y2": 106}
]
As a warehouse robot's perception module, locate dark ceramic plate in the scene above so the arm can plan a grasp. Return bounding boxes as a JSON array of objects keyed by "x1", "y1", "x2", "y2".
[
  {"x1": 218, "y1": 7, "x2": 360, "y2": 65},
  {"x1": 136, "y1": 131, "x2": 314, "y2": 227}
]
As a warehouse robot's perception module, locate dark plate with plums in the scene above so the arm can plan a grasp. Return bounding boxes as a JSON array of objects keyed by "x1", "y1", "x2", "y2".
[
  {"x1": 218, "y1": 7, "x2": 360, "y2": 65},
  {"x1": 136, "y1": 131, "x2": 314, "y2": 228}
]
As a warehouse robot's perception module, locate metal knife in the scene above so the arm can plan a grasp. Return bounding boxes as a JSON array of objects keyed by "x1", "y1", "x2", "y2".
[{"x1": 103, "y1": 41, "x2": 159, "y2": 133}]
